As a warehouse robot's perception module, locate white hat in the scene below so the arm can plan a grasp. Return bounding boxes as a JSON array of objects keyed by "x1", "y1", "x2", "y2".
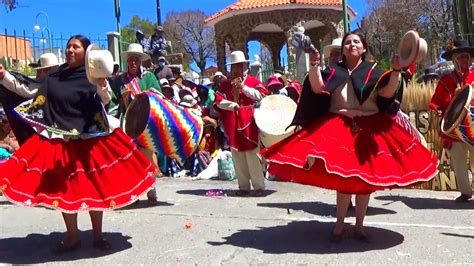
[
  {"x1": 85, "y1": 44, "x2": 114, "y2": 85},
  {"x1": 121, "y1": 43, "x2": 151, "y2": 61},
  {"x1": 226, "y1": 51, "x2": 249, "y2": 65},
  {"x1": 323, "y1": 38, "x2": 342, "y2": 58},
  {"x1": 34, "y1": 53, "x2": 59, "y2": 70},
  {"x1": 398, "y1": 30, "x2": 428, "y2": 68},
  {"x1": 159, "y1": 78, "x2": 170, "y2": 87},
  {"x1": 180, "y1": 94, "x2": 197, "y2": 107}
]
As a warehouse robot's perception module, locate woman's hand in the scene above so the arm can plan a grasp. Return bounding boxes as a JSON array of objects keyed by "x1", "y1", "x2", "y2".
[
  {"x1": 98, "y1": 78, "x2": 107, "y2": 87},
  {"x1": 309, "y1": 50, "x2": 321, "y2": 67},
  {"x1": 0, "y1": 64, "x2": 6, "y2": 80},
  {"x1": 391, "y1": 55, "x2": 401, "y2": 71}
]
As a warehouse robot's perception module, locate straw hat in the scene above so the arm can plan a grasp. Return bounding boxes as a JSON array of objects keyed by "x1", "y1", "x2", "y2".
[
  {"x1": 29, "y1": 53, "x2": 59, "y2": 70},
  {"x1": 121, "y1": 43, "x2": 151, "y2": 61},
  {"x1": 398, "y1": 30, "x2": 428, "y2": 68},
  {"x1": 85, "y1": 44, "x2": 114, "y2": 85},
  {"x1": 441, "y1": 39, "x2": 474, "y2": 60},
  {"x1": 323, "y1": 38, "x2": 342, "y2": 58},
  {"x1": 226, "y1": 51, "x2": 249, "y2": 65}
]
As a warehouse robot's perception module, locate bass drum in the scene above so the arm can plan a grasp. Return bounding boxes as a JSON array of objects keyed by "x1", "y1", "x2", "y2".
[
  {"x1": 125, "y1": 91, "x2": 203, "y2": 164},
  {"x1": 441, "y1": 84, "x2": 474, "y2": 146},
  {"x1": 254, "y1": 94, "x2": 297, "y2": 147}
]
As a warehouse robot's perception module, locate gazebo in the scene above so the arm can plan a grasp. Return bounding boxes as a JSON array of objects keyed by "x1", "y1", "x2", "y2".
[{"x1": 205, "y1": 0, "x2": 356, "y2": 73}]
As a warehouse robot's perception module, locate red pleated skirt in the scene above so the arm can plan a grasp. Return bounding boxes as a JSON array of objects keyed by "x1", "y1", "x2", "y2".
[
  {"x1": 260, "y1": 113, "x2": 439, "y2": 194},
  {"x1": 0, "y1": 129, "x2": 155, "y2": 212}
]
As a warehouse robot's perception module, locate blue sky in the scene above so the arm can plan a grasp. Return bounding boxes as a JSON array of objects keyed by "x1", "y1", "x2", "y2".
[{"x1": 0, "y1": 0, "x2": 368, "y2": 69}]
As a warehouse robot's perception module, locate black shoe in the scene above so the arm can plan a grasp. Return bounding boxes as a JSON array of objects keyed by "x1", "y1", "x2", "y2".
[
  {"x1": 234, "y1": 190, "x2": 250, "y2": 197},
  {"x1": 93, "y1": 238, "x2": 111, "y2": 251},
  {"x1": 254, "y1": 189, "x2": 265, "y2": 197},
  {"x1": 54, "y1": 240, "x2": 81, "y2": 254},
  {"x1": 455, "y1": 194, "x2": 472, "y2": 203}
]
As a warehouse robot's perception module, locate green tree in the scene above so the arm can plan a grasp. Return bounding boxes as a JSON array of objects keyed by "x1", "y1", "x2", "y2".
[{"x1": 121, "y1": 15, "x2": 155, "y2": 43}]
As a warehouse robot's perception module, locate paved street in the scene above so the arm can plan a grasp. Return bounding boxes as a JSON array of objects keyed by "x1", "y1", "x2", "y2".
[{"x1": 0, "y1": 177, "x2": 473, "y2": 264}]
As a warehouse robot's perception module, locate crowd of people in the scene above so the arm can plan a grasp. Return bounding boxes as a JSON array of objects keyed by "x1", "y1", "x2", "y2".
[{"x1": 0, "y1": 27, "x2": 472, "y2": 253}]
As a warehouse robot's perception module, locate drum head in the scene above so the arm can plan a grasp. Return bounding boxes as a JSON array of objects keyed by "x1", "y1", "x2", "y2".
[
  {"x1": 442, "y1": 85, "x2": 472, "y2": 133},
  {"x1": 124, "y1": 93, "x2": 150, "y2": 138},
  {"x1": 254, "y1": 94, "x2": 297, "y2": 135}
]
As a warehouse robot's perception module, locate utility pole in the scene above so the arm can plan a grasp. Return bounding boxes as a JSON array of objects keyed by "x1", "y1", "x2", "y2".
[
  {"x1": 114, "y1": 0, "x2": 122, "y2": 69},
  {"x1": 156, "y1": 0, "x2": 161, "y2": 26},
  {"x1": 342, "y1": 0, "x2": 349, "y2": 33}
]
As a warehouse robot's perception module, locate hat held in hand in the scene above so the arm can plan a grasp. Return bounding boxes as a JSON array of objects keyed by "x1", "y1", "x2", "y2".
[
  {"x1": 398, "y1": 30, "x2": 428, "y2": 68},
  {"x1": 86, "y1": 44, "x2": 114, "y2": 85}
]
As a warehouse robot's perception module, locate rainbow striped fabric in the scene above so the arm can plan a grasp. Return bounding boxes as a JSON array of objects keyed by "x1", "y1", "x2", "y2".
[{"x1": 134, "y1": 91, "x2": 203, "y2": 165}]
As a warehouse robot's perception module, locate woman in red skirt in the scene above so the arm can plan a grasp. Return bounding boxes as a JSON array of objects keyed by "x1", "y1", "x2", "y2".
[
  {"x1": 0, "y1": 35, "x2": 155, "y2": 252},
  {"x1": 260, "y1": 32, "x2": 438, "y2": 242}
]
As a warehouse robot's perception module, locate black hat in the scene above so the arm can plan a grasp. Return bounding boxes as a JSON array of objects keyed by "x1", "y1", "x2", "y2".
[{"x1": 441, "y1": 39, "x2": 474, "y2": 60}]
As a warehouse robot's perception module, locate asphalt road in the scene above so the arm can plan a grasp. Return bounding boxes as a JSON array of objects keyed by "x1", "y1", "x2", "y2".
[{"x1": 0, "y1": 177, "x2": 473, "y2": 264}]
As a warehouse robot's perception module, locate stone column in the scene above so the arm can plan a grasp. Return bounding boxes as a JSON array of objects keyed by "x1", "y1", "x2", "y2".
[{"x1": 106, "y1": 32, "x2": 121, "y2": 63}]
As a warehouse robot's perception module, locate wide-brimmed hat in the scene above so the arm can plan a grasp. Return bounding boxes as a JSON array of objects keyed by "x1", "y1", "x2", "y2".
[
  {"x1": 442, "y1": 39, "x2": 474, "y2": 60},
  {"x1": 29, "y1": 53, "x2": 59, "y2": 70},
  {"x1": 85, "y1": 44, "x2": 114, "y2": 85},
  {"x1": 180, "y1": 94, "x2": 197, "y2": 108},
  {"x1": 211, "y1": 71, "x2": 226, "y2": 80},
  {"x1": 398, "y1": 30, "x2": 428, "y2": 68},
  {"x1": 159, "y1": 78, "x2": 170, "y2": 87},
  {"x1": 323, "y1": 38, "x2": 342, "y2": 58},
  {"x1": 266, "y1": 75, "x2": 283, "y2": 88},
  {"x1": 286, "y1": 80, "x2": 302, "y2": 96},
  {"x1": 121, "y1": 43, "x2": 151, "y2": 61},
  {"x1": 226, "y1": 51, "x2": 249, "y2": 65}
]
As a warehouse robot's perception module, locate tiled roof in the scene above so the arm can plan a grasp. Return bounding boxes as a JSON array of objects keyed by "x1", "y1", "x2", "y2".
[{"x1": 205, "y1": 0, "x2": 353, "y2": 25}]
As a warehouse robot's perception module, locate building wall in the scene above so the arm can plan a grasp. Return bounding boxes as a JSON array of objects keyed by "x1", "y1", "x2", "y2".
[{"x1": 0, "y1": 35, "x2": 33, "y2": 63}]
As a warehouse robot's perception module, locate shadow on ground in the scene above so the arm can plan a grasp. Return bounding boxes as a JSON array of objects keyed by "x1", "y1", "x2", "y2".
[
  {"x1": 115, "y1": 200, "x2": 174, "y2": 211},
  {"x1": 208, "y1": 220, "x2": 404, "y2": 254},
  {"x1": 0, "y1": 230, "x2": 132, "y2": 264},
  {"x1": 441, "y1": 232, "x2": 474, "y2": 239},
  {"x1": 176, "y1": 189, "x2": 277, "y2": 198},
  {"x1": 258, "y1": 201, "x2": 397, "y2": 217},
  {"x1": 374, "y1": 195, "x2": 474, "y2": 210}
]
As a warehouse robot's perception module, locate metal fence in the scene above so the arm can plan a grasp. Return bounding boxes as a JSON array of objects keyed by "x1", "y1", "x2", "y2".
[{"x1": 0, "y1": 28, "x2": 107, "y2": 69}]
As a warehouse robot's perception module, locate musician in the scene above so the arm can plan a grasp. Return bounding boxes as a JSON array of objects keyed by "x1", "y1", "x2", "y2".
[
  {"x1": 261, "y1": 32, "x2": 438, "y2": 241},
  {"x1": 429, "y1": 39, "x2": 474, "y2": 203},
  {"x1": 323, "y1": 37, "x2": 342, "y2": 68},
  {"x1": 214, "y1": 51, "x2": 269, "y2": 197},
  {"x1": 109, "y1": 43, "x2": 163, "y2": 204}
]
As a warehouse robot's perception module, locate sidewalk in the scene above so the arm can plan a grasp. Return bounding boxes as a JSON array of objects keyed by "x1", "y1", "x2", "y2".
[{"x1": 0, "y1": 177, "x2": 473, "y2": 264}]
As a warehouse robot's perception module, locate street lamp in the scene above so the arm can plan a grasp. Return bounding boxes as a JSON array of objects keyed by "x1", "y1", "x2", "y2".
[{"x1": 34, "y1": 11, "x2": 53, "y2": 53}]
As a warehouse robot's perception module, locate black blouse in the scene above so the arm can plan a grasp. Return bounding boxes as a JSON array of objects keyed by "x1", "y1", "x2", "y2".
[{"x1": 15, "y1": 64, "x2": 109, "y2": 138}]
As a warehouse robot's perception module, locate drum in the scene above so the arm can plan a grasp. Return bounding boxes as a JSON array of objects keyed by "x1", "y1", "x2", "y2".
[
  {"x1": 254, "y1": 94, "x2": 297, "y2": 147},
  {"x1": 124, "y1": 91, "x2": 203, "y2": 164},
  {"x1": 441, "y1": 84, "x2": 474, "y2": 145}
]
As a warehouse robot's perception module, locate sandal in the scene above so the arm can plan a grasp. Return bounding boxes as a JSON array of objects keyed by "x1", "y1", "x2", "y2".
[
  {"x1": 93, "y1": 238, "x2": 111, "y2": 251},
  {"x1": 54, "y1": 240, "x2": 81, "y2": 254}
]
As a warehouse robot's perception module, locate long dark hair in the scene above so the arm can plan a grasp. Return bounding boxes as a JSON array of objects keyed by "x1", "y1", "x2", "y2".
[
  {"x1": 66, "y1": 34, "x2": 91, "y2": 50},
  {"x1": 340, "y1": 32, "x2": 368, "y2": 62}
]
